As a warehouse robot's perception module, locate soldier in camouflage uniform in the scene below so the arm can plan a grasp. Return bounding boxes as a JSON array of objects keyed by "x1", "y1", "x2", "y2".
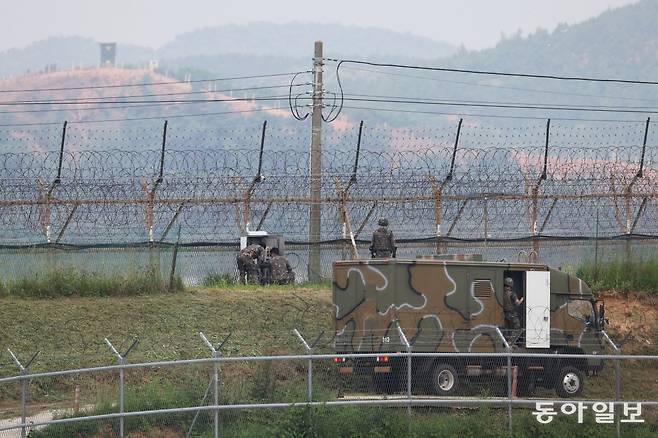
[
  {"x1": 236, "y1": 243, "x2": 263, "y2": 284},
  {"x1": 269, "y1": 247, "x2": 295, "y2": 284},
  {"x1": 370, "y1": 218, "x2": 396, "y2": 258},
  {"x1": 503, "y1": 277, "x2": 524, "y2": 330}
]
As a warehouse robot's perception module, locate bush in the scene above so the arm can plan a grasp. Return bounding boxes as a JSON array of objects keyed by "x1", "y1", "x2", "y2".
[
  {"x1": 578, "y1": 257, "x2": 658, "y2": 293},
  {"x1": 201, "y1": 273, "x2": 237, "y2": 288},
  {"x1": 0, "y1": 266, "x2": 183, "y2": 298}
]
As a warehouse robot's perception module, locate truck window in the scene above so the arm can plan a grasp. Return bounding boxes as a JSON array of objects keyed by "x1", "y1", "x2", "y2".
[{"x1": 567, "y1": 299, "x2": 593, "y2": 322}]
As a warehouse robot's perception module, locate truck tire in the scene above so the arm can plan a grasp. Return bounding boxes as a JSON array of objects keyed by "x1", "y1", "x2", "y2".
[
  {"x1": 428, "y1": 363, "x2": 459, "y2": 396},
  {"x1": 555, "y1": 366, "x2": 584, "y2": 398}
]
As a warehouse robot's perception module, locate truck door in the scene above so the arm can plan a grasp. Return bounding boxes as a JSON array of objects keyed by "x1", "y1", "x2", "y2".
[{"x1": 525, "y1": 271, "x2": 551, "y2": 348}]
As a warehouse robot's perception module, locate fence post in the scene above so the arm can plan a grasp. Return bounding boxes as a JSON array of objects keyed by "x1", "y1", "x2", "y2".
[
  {"x1": 602, "y1": 331, "x2": 622, "y2": 438},
  {"x1": 293, "y1": 329, "x2": 324, "y2": 403},
  {"x1": 396, "y1": 322, "x2": 412, "y2": 430},
  {"x1": 198, "y1": 332, "x2": 231, "y2": 438},
  {"x1": 168, "y1": 225, "x2": 182, "y2": 291},
  {"x1": 7, "y1": 349, "x2": 39, "y2": 438},
  {"x1": 491, "y1": 327, "x2": 512, "y2": 436},
  {"x1": 105, "y1": 337, "x2": 138, "y2": 438}
]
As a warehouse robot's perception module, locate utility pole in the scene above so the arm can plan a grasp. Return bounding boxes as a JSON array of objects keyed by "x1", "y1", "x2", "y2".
[{"x1": 308, "y1": 41, "x2": 323, "y2": 282}]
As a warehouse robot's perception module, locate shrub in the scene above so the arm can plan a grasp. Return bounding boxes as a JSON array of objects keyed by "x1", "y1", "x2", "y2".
[{"x1": 0, "y1": 266, "x2": 183, "y2": 298}]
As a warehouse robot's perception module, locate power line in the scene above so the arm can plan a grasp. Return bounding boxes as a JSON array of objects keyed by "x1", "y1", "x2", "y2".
[
  {"x1": 326, "y1": 58, "x2": 658, "y2": 86},
  {"x1": 339, "y1": 96, "x2": 658, "y2": 115},
  {"x1": 0, "y1": 106, "x2": 285, "y2": 127},
  {"x1": 339, "y1": 105, "x2": 648, "y2": 123},
  {"x1": 342, "y1": 92, "x2": 658, "y2": 111},
  {"x1": 318, "y1": 58, "x2": 658, "y2": 122},
  {"x1": 0, "y1": 95, "x2": 293, "y2": 106},
  {"x1": 340, "y1": 65, "x2": 658, "y2": 105},
  {"x1": 0, "y1": 86, "x2": 309, "y2": 115},
  {"x1": 0, "y1": 71, "x2": 310, "y2": 94},
  {"x1": 0, "y1": 83, "x2": 308, "y2": 105}
]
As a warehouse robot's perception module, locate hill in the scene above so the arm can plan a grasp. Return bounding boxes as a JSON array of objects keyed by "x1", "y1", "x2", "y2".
[
  {"x1": 159, "y1": 22, "x2": 458, "y2": 60},
  {"x1": 2, "y1": 1, "x2": 658, "y2": 130},
  {"x1": 0, "y1": 68, "x2": 293, "y2": 138},
  {"x1": 0, "y1": 36, "x2": 155, "y2": 78},
  {"x1": 0, "y1": 23, "x2": 458, "y2": 78}
]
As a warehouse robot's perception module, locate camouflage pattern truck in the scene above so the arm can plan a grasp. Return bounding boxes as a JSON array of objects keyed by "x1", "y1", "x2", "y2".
[{"x1": 332, "y1": 254, "x2": 610, "y2": 398}]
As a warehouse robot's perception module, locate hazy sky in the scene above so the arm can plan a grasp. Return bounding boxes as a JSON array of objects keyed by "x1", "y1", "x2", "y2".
[{"x1": 0, "y1": 0, "x2": 640, "y2": 52}]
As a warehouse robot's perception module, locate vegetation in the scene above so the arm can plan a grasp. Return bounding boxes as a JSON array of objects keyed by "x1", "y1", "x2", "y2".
[
  {"x1": 0, "y1": 266, "x2": 183, "y2": 298},
  {"x1": 30, "y1": 395, "x2": 658, "y2": 437},
  {"x1": 578, "y1": 257, "x2": 658, "y2": 293},
  {"x1": 0, "y1": 286, "x2": 332, "y2": 376}
]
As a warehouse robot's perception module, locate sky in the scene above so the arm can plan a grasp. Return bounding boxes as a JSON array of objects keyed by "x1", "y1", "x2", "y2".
[{"x1": 0, "y1": 0, "x2": 641, "y2": 52}]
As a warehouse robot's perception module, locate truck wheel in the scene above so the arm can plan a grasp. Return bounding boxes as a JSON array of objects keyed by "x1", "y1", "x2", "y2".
[
  {"x1": 428, "y1": 363, "x2": 459, "y2": 396},
  {"x1": 555, "y1": 366, "x2": 584, "y2": 398}
]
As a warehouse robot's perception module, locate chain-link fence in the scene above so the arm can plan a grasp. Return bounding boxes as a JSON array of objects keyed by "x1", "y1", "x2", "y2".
[
  {"x1": 0, "y1": 238, "x2": 656, "y2": 285},
  {"x1": 2, "y1": 120, "x2": 657, "y2": 283},
  {"x1": 0, "y1": 330, "x2": 656, "y2": 438}
]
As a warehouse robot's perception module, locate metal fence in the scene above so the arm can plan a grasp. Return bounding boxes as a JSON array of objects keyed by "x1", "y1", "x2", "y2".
[
  {"x1": 2, "y1": 120, "x2": 657, "y2": 283},
  {"x1": 0, "y1": 330, "x2": 656, "y2": 437}
]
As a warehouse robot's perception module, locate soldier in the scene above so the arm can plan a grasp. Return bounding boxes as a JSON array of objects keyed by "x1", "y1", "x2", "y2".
[
  {"x1": 269, "y1": 247, "x2": 295, "y2": 285},
  {"x1": 503, "y1": 277, "x2": 524, "y2": 331},
  {"x1": 258, "y1": 246, "x2": 273, "y2": 285},
  {"x1": 236, "y1": 243, "x2": 263, "y2": 284},
  {"x1": 370, "y1": 218, "x2": 396, "y2": 258}
]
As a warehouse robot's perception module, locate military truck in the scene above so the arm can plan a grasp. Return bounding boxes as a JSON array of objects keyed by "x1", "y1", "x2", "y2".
[{"x1": 332, "y1": 254, "x2": 610, "y2": 398}]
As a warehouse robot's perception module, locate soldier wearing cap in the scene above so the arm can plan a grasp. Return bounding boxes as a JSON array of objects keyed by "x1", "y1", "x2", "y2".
[
  {"x1": 236, "y1": 243, "x2": 263, "y2": 284},
  {"x1": 503, "y1": 277, "x2": 524, "y2": 330},
  {"x1": 370, "y1": 218, "x2": 396, "y2": 258}
]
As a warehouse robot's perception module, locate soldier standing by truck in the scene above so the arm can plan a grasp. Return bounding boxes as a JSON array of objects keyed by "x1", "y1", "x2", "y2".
[
  {"x1": 370, "y1": 218, "x2": 396, "y2": 258},
  {"x1": 503, "y1": 277, "x2": 524, "y2": 330},
  {"x1": 236, "y1": 243, "x2": 264, "y2": 284}
]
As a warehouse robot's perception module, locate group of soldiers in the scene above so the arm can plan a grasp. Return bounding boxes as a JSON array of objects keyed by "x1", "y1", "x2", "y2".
[
  {"x1": 236, "y1": 217, "x2": 396, "y2": 284},
  {"x1": 236, "y1": 244, "x2": 295, "y2": 285}
]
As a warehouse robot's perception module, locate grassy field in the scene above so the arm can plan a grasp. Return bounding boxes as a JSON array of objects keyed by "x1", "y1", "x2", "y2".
[
  {"x1": 1, "y1": 283, "x2": 657, "y2": 435},
  {"x1": 0, "y1": 284, "x2": 333, "y2": 373}
]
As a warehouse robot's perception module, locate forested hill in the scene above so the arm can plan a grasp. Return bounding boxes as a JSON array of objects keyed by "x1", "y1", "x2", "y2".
[
  {"x1": 159, "y1": 22, "x2": 458, "y2": 59},
  {"x1": 0, "y1": 23, "x2": 457, "y2": 78},
  {"x1": 450, "y1": 0, "x2": 658, "y2": 79},
  {"x1": 1, "y1": 0, "x2": 658, "y2": 130}
]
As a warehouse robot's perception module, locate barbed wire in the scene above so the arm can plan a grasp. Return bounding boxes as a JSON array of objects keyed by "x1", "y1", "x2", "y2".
[{"x1": 0, "y1": 121, "x2": 656, "y2": 245}]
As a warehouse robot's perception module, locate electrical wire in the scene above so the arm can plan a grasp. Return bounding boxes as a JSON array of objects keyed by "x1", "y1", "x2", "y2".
[
  {"x1": 342, "y1": 92, "x2": 658, "y2": 111},
  {"x1": 0, "y1": 95, "x2": 293, "y2": 106},
  {"x1": 339, "y1": 105, "x2": 649, "y2": 123},
  {"x1": 0, "y1": 83, "x2": 308, "y2": 105},
  {"x1": 0, "y1": 85, "x2": 309, "y2": 115},
  {"x1": 325, "y1": 58, "x2": 658, "y2": 86},
  {"x1": 322, "y1": 57, "x2": 658, "y2": 122},
  {"x1": 0, "y1": 71, "x2": 311, "y2": 94},
  {"x1": 339, "y1": 96, "x2": 658, "y2": 115},
  {"x1": 0, "y1": 106, "x2": 285, "y2": 127},
  {"x1": 339, "y1": 65, "x2": 658, "y2": 105}
]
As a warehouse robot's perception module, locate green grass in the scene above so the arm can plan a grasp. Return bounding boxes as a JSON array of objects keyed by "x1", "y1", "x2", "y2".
[
  {"x1": 201, "y1": 272, "x2": 332, "y2": 291},
  {"x1": 0, "y1": 286, "x2": 333, "y2": 376},
  {"x1": 0, "y1": 266, "x2": 184, "y2": 298},
  {"x1": 578, "y1": 257, "x2": 658, "y2": 293},
  {"x1": 30, "y1": 399, "x2": 658, "y2": 438}
]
